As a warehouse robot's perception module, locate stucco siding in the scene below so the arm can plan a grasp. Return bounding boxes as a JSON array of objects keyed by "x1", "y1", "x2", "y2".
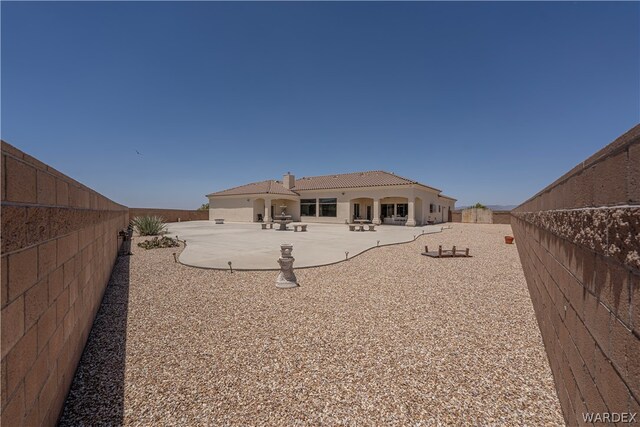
[
  {"x1": 208, "y1": 184, "x2": 454, "y2": 225},
  {"x1": 208, "y1": 197, "x2": 254, "y2": 222}
]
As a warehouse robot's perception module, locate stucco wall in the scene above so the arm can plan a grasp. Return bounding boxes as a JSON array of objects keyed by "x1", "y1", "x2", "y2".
[
  {"x1": 511, "y1": 124, "x2": 640, "y2": 425},
  {"x1": 1, "y1": 141, "x2": 128, "y2": 426},
  {"x1": 210, "y1": 185, "x2": 453, "y2": 225},
  {"x1": 451, "y1": 209, "x2": 511, "y2": 224},
  {"x1": 461, "y1": 207, "x2": 493, "y2": 224},
  {"x1": 129, "y1": 208, "x2": 207, "y2": 223},
  {"x1": 208, "y1": 197, "x2": 255, "y2": 222}
]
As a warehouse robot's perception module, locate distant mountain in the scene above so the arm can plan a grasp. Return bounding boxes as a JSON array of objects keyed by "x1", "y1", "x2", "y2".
[{"x1": 455, "y1": 204, "x2": 517, "y2": 211}]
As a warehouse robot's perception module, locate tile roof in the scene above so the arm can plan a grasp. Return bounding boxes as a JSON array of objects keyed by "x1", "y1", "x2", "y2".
[
  {"x1": 208, "y1": 171, "x2": 444, "y2": 197},
  {"x1": 207, "y1": 180, "x2": 297, "y2": 197},
  {"x1": 438, "y1": 193, "x2": 457, "y2": 201},
  {"x1": 292, "y1": 170, "x2": 440, "y2": 192}
]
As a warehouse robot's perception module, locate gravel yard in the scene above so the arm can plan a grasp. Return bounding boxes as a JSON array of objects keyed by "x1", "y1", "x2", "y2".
[{"x1": 60, "y1": 223, "x2": 564, "y2": 426}]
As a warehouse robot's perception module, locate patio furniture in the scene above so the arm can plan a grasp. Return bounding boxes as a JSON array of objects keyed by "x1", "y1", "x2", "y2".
[
  {"x1": 348, "y1": 224, "x2": 356, "y2": 231},
  {"x1": 293, "y1": 224, "x2": 308, "y2": 232},
  {"x1": 214, "y1": 218, "x2": 224, "y2": 224},
  {"x1": 367, "y1": 224, "x2": 376, "y2": 231},
  {"x1": 421, "y1": 245, "x2": 471, "y2": 258},
  {"x1": 261, "y1": 223, "x2": 275, "y2": 230},
  {"x1": 383, "y1": 216, "x2": 407, "y2": 225}
]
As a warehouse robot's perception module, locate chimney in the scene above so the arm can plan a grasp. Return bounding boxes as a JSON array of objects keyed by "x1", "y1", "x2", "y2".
[{"x1": 283, "y1": 172, "x2": 295, "y2": 189}]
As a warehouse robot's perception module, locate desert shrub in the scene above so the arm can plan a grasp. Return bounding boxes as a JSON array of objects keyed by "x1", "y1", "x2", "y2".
[
  {"x1": 473, "y1": 202, "x2": 487, "y2": 209},
  {"x1": 131, "y1": 215, "x2": 166, "y2": 236},
  {"x1": 137, "y1": 236, "x2": 180, "y2": 250}
]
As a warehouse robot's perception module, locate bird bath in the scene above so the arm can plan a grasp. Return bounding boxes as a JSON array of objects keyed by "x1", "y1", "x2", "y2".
[{"x1": 273, "y1": 205, "x2": 293, "y2": 231}]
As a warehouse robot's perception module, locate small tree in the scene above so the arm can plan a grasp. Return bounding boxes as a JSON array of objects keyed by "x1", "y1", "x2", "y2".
[
  {"x1": 473, "y1": 202, "x2": 487, "y2": 209},
  {"x1": 198, "y1": 203, "x2": 209, "y2": 211}
]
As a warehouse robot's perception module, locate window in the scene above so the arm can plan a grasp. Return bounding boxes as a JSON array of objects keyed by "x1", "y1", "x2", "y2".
[
  {"x1": 353, "y1": 203, "x2": 361, "y2": 219},
  {"x1": 300, "y1": 199, "x2": 316, "y2": 216},
  {"x1": 396, "y1": 203, "x2": 408, "y2": 217},
  {"x1": 381, "y1": 204, "x2": 394, "y2": 217},
  {"x1": 438, "y1": 205, "x2": 441, "y2": 212},
  {"x1": 430, "y1": 203, "x2": 435, "y2": 213},
  {"x1": 319, "y1": 198, "x2": 337, "y2": 217}
]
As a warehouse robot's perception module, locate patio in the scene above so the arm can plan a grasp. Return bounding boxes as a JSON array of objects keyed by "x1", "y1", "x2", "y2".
[{"x1": 166, "y1": 221, "x2": 444, "y2": 270}]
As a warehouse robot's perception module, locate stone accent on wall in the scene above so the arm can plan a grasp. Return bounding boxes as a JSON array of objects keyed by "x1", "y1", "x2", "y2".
[
  {"x1": 511, "y1": 124, "x2": 640, "y2": 425},
  {"x1": 513, "y1": 206, "x2": 640, "y2": 270},
  {"x1": 2, "y1": 206, "x2": 126, "y2": 254},
  {"x1": 1, "y1": 141, "x2": 128, "y2": 426}
]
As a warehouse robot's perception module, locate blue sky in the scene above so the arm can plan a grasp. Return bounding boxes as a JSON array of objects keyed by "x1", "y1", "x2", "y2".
[{"x1": 2, "y1": 1, "x2": 638, "y2": 209}]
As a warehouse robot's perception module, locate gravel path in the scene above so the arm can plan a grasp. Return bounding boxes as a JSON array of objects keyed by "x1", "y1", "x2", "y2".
[{"x1": 60, "y1": 223, "x2": 564, "y2": 426}]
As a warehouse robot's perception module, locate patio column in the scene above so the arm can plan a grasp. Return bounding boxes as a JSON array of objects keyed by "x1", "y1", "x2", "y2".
[
  {"x1": 406, "y1": 198, "x2": 416, "y2": 227},
  {"x1": 373, "y1": 198, "x2": 381, "y2": 225},
  {"x1": 265, "y1": 198, "x2": 272, "y2": 222}
]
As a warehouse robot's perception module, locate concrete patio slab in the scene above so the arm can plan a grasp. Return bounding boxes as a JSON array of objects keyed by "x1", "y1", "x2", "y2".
[{"x1": 165, "y1": 221, "x2": 444, "y2": 269}]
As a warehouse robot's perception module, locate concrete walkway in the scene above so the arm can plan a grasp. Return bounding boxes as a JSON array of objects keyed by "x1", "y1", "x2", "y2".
[{"x1": 165, "y1": 221, "x2": 444, "y2": 269}]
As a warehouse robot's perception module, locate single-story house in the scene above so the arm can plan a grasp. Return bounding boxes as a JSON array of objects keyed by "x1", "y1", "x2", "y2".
[{"x1": 206, "y1": 171, "x2": 456, "y2": 226}]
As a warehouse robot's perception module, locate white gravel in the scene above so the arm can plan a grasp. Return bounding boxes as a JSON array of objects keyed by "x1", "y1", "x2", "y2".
[{"x1": 60, "y1": 223, "x2": 564, "y2": 426}]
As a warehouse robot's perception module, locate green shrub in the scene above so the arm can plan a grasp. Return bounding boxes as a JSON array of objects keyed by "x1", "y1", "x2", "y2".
[
  {"x1": 137, "y1": 236, "x2": 180, "y2": 250},
  {"x1": 131, "y1": 215, "x2": 166, "y2": 236},
  {"x1": 473, "y1": 202, "x2": 487, "y2": 209}
]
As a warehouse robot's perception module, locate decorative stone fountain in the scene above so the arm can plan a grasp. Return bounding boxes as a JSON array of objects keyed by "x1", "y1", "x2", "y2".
[
  {"x1": 276, "y1": 243, "x2": 298, "y2": 288},
  {"x1": 273, "y1": 205, "x2": 293, "y2": 231}
]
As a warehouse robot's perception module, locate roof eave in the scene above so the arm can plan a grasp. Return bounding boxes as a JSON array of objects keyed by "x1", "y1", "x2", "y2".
[{"x1": 208, "y1": 192, "x2": 298, "y2": 197}]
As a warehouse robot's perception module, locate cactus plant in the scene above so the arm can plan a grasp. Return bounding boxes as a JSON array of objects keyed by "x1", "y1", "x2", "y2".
[{"x1": 131, "y1": 215, "x2": 166, "y2": 236}]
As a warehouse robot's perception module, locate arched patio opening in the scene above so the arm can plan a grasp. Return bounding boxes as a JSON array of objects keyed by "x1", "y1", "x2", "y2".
[
  {"x1": 253, "y1": 198, "x2": 266, "y2": 222},
  {"x1": 380, "y1": 197, "x2": 409, "y2": 225},
  {"x1": 269, "y1": 198, "x2": 300, "y2": 222},
  {"x1": 349, "y1": 197, "x2": 374, "y2": 222}
]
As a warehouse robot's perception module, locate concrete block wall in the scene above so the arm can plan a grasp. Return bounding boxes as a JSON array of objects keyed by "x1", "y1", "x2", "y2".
[
  {"x1": 511, "y1": 125, "x2": 640, "y2": 425},
  {"x1": 491, "y1": 211, "x2": 511, "y2": 224},
  {"x1": 128, "y1": 207, "x2": 208, "y2": 223},
  {"x1": 1, "y1": 141, "x2": 128, "y2": 426}
]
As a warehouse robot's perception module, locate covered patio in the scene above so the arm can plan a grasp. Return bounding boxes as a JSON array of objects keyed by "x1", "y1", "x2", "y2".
[{"x1": 252, "y1": 196, "x2": 300, "y2": 222}]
